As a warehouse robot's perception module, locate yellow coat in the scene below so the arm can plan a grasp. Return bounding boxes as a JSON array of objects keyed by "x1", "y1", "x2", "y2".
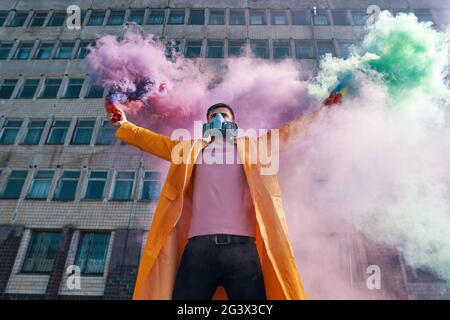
[{"x1": 115, "y1": 110, "x2": 320, "y2": 300}]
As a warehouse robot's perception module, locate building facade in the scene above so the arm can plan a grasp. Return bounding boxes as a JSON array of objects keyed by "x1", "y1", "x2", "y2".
[{"x1": 0, "y1": 0, "x2": 449, "y2": 299}]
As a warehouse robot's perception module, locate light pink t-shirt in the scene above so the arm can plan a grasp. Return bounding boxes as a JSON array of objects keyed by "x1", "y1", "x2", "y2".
[{"x1": 188, "y1": 139, "x2": 256, "y2": 238}]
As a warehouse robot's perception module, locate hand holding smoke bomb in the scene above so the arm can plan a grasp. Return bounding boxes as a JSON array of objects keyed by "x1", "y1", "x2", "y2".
[{"x1": 105, "y1": 96, "x2": 127, "y2": 127}]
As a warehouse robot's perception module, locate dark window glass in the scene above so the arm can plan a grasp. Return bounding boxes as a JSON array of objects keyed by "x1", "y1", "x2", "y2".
[
  {"x1": 75, "y1": 232, "x2": 110, "y2": 275},
  {"x1": 0, "y1": 11, "x2": 9, "y2": 27},
  {"x1": 273, "y1": 41, "x2": 291, "y2": 59},
  {"x1": 339, "y1": 41, "x2": 354, "y2": 58},
  {"x1": 96, "y1": 120, "x2": 115, "y2": 145},
  {"x1": 251, "y1": 40, "x2": 268, "y2": 59},
  {"x1": 317, "y1": 40, "x2": 335, "y2": 57},
  {"x1": 0, "y1": 119, "x2": 22, "y2": 144},
  {"x1": 189, "y1": 9, "x2": 204, "y2": 25},
  {"x1": 147, "y1": 10, "x2": 165, "y2": 24},
  {"x1": 107, "y1": 10, "x2": 125, "y2": 25},
  {"x1": 209, "y1": 10, "x2": 225, "y2": 25},
  {"x1": 230, "y1": 9, "x2": 245, "y2": 25},
  {"x1": 48, "y1": 12, "x2": 66, "y2": 26},
  {"x1": 88, "y1": 10, "x2": 105, "y2": 26},
  {"x1": 250, "y1": 10, "x2": 266, "y2": 25},
  {"x1": 112, "y1": 171, "x2": 135, "y2": 200},
  {"x1": 271, "y1": 10, "x2": 287, "y2": 25},
  {"x1": 292, "y1": 10, "x2": 310, "y2": 25},
  {"x1": 313, "y1": 10, "x2": 329, "y2": 25},
  {"x1": 40, "y1": 79, "x2": 61, "y2": 99},
  {"x1": 84, "y1": 171, "x2": 108, "y2": 200},
  {"x1": 22, "y1": 231, "x2": 61, "y2": 273},
  {"x1": 352, "y1": 10, "x2": 368, "y2": 26},
  {"x1": 164, "y1": 39, "x2": 181, "y2": 58},
  {"x1": 295, "y1": 40, "x2": 315, "y2": 59},
  {"x1": 77, "y1": 41, "x2": 93, "y2": 59},
  {"x1": 27, "y1": 170, "x2": 54, "y2": 199},
  {"x1": 128, "y1": 10, "x2": 144, "y2": 25},
  {"x1": 185, "y1": 40, "x2": 202, "y2": 58},
  {"x1": 29, "y1": 12, "x2": 48, "y2": 26},
  {"x1": 86, "y1": 83, "x2": 104, "y2": 98},
  {"x1": 0, "y1": 79, "x2": 18, "y2": 99},
  {"x1": 332, "y1": 10, "x2": 350, "y2": 25},
  {"x1": 168, "y1": 9, "x2": 184, "y2": 24},
  {"x1": 46, "y1": 120, "x2": 70, "y2": 144},
  {"x1": 141, "y1": 171, "x2": 161, "y2": 201},
  {"x1": 35, "y1": 42, "x2": 54, "y2": 59},
  {"x1": 0, "y1": 43, "x2": 13, "y2": 59},
  {"x1": 23, "y1": 120, "x2": 46, "y2": 145},
  {"x1": 228, "y1": 40, "x2": 246, "y2": 57},
  {"x1": 9, "y1": 12, "x2": 28, "y2": 27},
  {"x1": 17, "y1": 79, "x2": 40, "y2": 99},
  {"x1": 55, "y1": 42, "x2": 74, "y2": 59},
  {"x1": 2, "y1": 170, "x2": 28, "y2": 199},
  {"x1": 207, "y1": 40, "x2": 224, "y2": 58},
  {"x1": 53, "y1": 171, "x2": 80, "y2": 200},
  {"x1": 71, "y1": 120, "x2": 95, "y2": 145},
  {"x1": 414, "y1": 9, "x2": 433, "y2": 23},
  {"x1": 14, "y1": 42, "x2": 34, "y2": 59},
  {"x1": 63, "y1": 78, "x2": 83, "y2": 98}
]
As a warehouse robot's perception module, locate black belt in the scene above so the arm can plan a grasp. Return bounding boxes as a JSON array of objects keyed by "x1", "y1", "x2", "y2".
[{"x1": 190, "y1": 234, "x2": 255, "y2": 245}]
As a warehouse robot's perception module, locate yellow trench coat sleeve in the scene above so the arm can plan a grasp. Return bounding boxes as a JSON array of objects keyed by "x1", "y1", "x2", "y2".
[{"x1": 114, "y1": 110, "x2": 324, "y2": 300}]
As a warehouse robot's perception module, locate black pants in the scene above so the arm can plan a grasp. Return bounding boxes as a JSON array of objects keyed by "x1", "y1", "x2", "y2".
[{"x1": 172, "y1": 234, "x2": 266, "y2": 300}]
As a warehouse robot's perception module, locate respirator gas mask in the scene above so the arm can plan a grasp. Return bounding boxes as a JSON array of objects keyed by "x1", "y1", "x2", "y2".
[{"x1": 202, "y1": 113, "x2": 238, "y2": 141}]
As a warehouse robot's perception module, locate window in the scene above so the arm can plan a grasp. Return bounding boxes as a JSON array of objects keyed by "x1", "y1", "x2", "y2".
[
  {"x1": 313, "y1": 10, "x2": 329, "y2": 25},
  {"x1": 352, "y1": 10, "x2": 368, "y2": 26},
  {"x1": 40, "y1": 79, "x2": 61, "y2": 98},
  {"x1": 17, "y1": 79, "x2": 39, "y2": 99},
  {"x1": 1, "y1": 170, "x2": 28, "y2": 199},
  {"x1": 207, "y1": 40, "x2": 224, "y2": 58},
  {"x1": 48, "y1": 11, "x2": 66, "y2": 26},
  {"x1": 295, "y1": 40, "x2": 315, "y2": 59},
  {"x1": 332, "y1": 10, "x2": 350, "y2": 25},
  {"x1": 273, "y1": 40, "x2": 291, "y2": 59},
  {"x1": 292, "y1": 10, "x2": 310, "y2": 25},
  {"x1": 339, "y1": 40, "x2": 354, "y2": 58},
  {"x1": 96, "y1": 120, "x2": 116, "y2": 145},
  {"x1": 46, "y1": 120, "x2": 70, "y2": 144},
  {"x1": 76, "y1": 41, "x2": 93, "y2": 59},
  {"x1": 250, "y1": 10, "x2": 266, "y2": 25},
  {"x1": 75, "y1": 232, "x2": 110, "y2": 275},
  {"x1": 63, "y1": 78, "x2": 83, "y2": 98},
  {"x1": 34, "y1": 42, "x2": 54, "y2": 59},
  {"x1": 86, "y1": 82, "x2": 104, "y2": 98},
  {"x1": 71, "y1": 120, "x2": 95, "y2": 145},
  {"x1": 107, "y1": 10, "x2": 125, "y2": 25},
  {"x1": 189, "y1": 9, "x2": 204, "y2": 25},
  {"x1": 128, "y1": 9, "x2": 144, "y2": 25},
  {"x1": 53, "y1": 171, "x2": 80, "y2": 200},
  {"x1": 22, "y1": 231, "x2": 61, "y2": 273},
  {"x1": 230, "y1": 9, "x2": 245, "y2": 25},
  {"x1": 141, "y1": 171, "x2": 161, "y2": 201},
  {"x1": 251, "y1": 40, "x2": 268, "y2": 59},
  {"x1": 0, "y1": 120, "x2": 22, "y2": 145},
  {"x1": 14, "y1": 42, "x2": 34, "y2": 59},
  {"x1": 0, "y1": 43, "x2": 13, "y2": 59},
  {"x1": 164, "y1": 39, "x2": 181, "y2": 58},
  {"x1": 22, "y1": 120, "x2": 46, "y2": 145},
  {"x1": 317, "y1": 40, "x2": 335, "y2": 57},
  {"x1": 228, "y1": 40, "x2": 246, "y2": 57},
  {"x1": 185, "y1": 40, "x2": 202, "y2": 58},
  {"x1": 29, "y1": 12, "x2": 47, "y2": 27},
  {"x1": 209, "y1": 10, "x2": 225, "y2": 25},
  {"x1": 9, "y1": 11, "x2": 28, "y2": 27},
  {"x1": 0, "y1": 79, "x2": 18, "y2": 99},
  {"x1": 168, "y1": 9, "x2": 184, "y2": 24},
  {"x1": 112, "y1": 171, "x2": 135, "y2": 200},
  {"x1": 0, "y1": 11, "x2": 9, "y2": 27},
  {"x1": 27, "y1": 171, "x2": 54, "y2": 199},
  {"x1": 414, "y1": 9, "x2": 433, "y2": 23},
  {"x1": 147, "y1": 10, "x2": 165, "y2": 25},
  {"x1": 271, "y1": 10, "x2": 287, "y2": 25},
  {"x1": 84, "y1": 171, "x2": 108, "y2": 200},
  {"x1": 55, "y1": 42, "x2": 74, "y2": 59},
  {"x1": 88, "y1": 10, "x2": 105, "y2": 26}
]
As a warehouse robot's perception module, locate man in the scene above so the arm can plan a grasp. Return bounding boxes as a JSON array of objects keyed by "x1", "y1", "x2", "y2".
[{"x1": 105, "y1": 95, "x2": 337, "y2": 300}]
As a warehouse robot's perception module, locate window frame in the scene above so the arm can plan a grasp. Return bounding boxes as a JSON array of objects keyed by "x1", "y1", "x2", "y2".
[
  {"x1": 111, "y1": 171, "x2": 136, "y2": 201},
  {"x1": 26, "y1": 170, "x2": 55, "y2": 200}
]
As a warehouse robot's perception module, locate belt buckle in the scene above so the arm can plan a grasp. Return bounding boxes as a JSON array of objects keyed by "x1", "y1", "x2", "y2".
[{"x1": 214, "y1": 234, "x2": 231, "y2": 245}]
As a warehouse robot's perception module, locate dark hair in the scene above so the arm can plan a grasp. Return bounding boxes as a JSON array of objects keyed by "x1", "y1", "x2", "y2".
[{"x1": 206, "y1": 103, "x2": 235, "y2": 121}]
